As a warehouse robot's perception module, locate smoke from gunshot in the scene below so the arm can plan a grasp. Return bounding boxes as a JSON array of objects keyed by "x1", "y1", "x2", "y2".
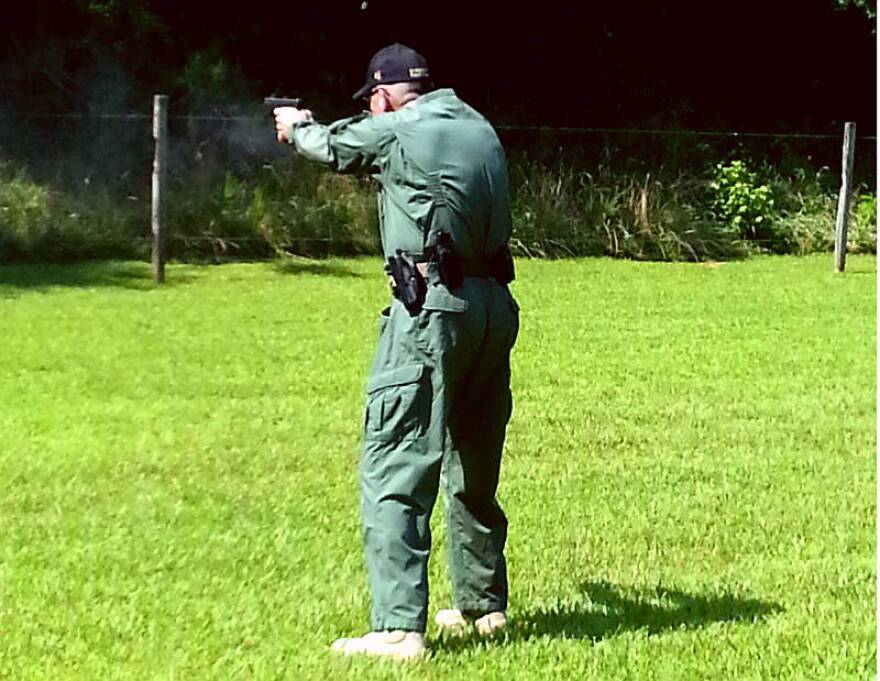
[
  {"x1": 0, "y1": 56, "x2": 145, "y2": 188},
  {"x1": 0, "y1": 50, "x2": 305, "y2": 206},
  {"x1": 223, "y1": 114, "x2": 289, "y2": 160}
]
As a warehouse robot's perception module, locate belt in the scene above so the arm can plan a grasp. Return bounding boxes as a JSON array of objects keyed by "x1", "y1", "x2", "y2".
[
  {"x1": 457, "y1": 258, "x2": 493, "y2": 278},
  {"x1": 409, "y1": 260, "x2": 493, "y2": 279},
  {"x1": 387, "y1": 260, "x2": 493, "y2": 290}
]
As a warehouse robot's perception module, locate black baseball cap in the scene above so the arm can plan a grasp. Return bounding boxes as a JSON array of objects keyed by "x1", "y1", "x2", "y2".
[{"x1": 352, "y1": 43, "x2": 431, "y2": 99}]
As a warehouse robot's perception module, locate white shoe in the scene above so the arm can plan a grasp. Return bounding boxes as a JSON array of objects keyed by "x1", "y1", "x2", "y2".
[
  {"x1": 434, "y1": 609, "x2": 470, "y2": 635},
  {"x1": 331, "y1": 630, "x2": 427, "y2": 660},
  {"x1": 434, "y1": 609, "x2": 508, "y2": 636}
]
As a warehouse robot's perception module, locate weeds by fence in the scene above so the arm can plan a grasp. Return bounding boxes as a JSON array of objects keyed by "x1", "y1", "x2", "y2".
[{"x1": 0, "y1": 112, "x2": 875, "y2": 263}]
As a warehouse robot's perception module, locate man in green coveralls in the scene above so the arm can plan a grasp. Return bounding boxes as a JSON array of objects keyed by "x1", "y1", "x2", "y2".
[{"x1": 274, "y1": 44, "x2": 519, "y2": 660}]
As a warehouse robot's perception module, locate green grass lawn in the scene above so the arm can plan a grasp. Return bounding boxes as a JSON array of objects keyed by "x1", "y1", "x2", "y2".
[{"x1": 0, "y1": 255, "x2": 875, "y2": 680}]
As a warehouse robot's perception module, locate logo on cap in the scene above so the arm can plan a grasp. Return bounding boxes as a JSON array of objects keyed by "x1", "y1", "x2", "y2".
[
  {"x1": 408, "y1": 67, "x2": 429, "y2": 78},
  {"x1": 373, "y1": 70, "x2": 383, "y2": 81}
]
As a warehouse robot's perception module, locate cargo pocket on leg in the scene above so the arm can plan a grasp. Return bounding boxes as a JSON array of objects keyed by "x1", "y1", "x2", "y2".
[{"x1": 364, "y1": 364, "x2": 430, "y2": 446}]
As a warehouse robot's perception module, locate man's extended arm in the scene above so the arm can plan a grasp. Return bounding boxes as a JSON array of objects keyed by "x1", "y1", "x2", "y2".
[{"x1": 275, "y1": 108, "x2": 393, "y2": 174}]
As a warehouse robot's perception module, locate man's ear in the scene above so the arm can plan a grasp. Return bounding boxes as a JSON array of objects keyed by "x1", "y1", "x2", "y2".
[{"x1": 375, "y1": 89, "x2": 393, "y2": 112}]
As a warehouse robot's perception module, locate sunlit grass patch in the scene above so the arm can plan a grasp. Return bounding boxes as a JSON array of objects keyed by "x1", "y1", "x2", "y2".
[{"x1": 0, "y1": 255, "x2": 874, "y2": 679}]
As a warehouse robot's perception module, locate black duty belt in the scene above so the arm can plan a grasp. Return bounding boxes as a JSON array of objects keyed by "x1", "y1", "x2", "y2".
[
  {"x1": 413, "y1": 259, "x2": 492, "y2": 279},
  {"x1": 457, "y1": 258, "x2": 493, "y2": 278}
]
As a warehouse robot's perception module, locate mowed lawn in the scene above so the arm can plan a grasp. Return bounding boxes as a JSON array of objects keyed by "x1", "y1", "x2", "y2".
[{"x1": 0, "y1": 255, "x2": 874, "y2": 680}]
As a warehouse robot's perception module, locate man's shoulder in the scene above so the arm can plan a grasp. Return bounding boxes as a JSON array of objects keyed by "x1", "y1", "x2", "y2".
[
  {"x1": 328, "y1": 111, "x2": 398, "y2": 144},
  {"x1": 419, "y1": 89, "x2": 483, "y2": 116},
  {"x1": 327, "y1": 111, "x2": 371, "y2": 132},
  {"x1": 393, "y1": 89, "x2": 491, "y2": 129}
]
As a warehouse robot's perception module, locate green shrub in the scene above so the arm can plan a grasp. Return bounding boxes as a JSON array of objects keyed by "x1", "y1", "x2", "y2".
[
  {"x1": 850, "y1": 192, "x2": 877, "y2": 253},
  {"x1": 766, "y1": 169, "x2": 835, "y2": 255},
  {"x1": 0, "y1": 170, "x2": 54, "y2": 259},
  {"x1": 708, "y1": 160, "x2": 775, "y2": 242},
  {"x1": 0, "y1": 166, "x2": 145, "y2": 263},
  {"x1": 856, "y1": 193, "x2": 877, "y2": 227}
]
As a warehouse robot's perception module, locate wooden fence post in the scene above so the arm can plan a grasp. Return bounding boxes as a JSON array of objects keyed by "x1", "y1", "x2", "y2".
[
  {"x1": 152, "y1": 94, "x2": 168, "y2": 284},
  {"x1": 834, "y1": 122, "x2": 856, "y2": 273}
]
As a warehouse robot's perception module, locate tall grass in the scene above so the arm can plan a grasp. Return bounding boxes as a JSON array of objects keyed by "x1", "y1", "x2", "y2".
[
  {"x1": 0, "y1": 164, "x2": 146, "y2": 262},
  {"x1": 0, "y1": 153, "x2": 874, "y2": 264},
  {"x1": 507, "y1": 159, "x2": 745, "y2": 261},
  {"x1": 167, "y1": 159, "x2": 377, "y2": 261}
]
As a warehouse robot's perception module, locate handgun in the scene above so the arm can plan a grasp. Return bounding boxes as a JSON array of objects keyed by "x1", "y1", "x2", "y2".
[
  {"x1": 265, "y1": 97, "x2": 304, "y2": 142},
  {"x1": 264, "y1": 97, "x2": 303, "y2": 113},
  {"x1": 388, "y1": 250, "x2": 427, "y2": 314}
]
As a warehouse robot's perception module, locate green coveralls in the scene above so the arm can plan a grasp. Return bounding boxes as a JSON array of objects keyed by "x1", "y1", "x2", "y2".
[{"x1": 290, "y1": 88, "x2": 519, "y2": 633}]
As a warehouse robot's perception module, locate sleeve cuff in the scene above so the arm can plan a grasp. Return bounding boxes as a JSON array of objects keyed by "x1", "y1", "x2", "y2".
[{"x1": 284, "y1": 119, "x2": 314, "y2": 145}]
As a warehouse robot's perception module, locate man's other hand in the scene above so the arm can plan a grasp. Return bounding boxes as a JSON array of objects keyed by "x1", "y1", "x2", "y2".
[{"x1": 274, "y1": 107, "x2": 313, "y2": 143}]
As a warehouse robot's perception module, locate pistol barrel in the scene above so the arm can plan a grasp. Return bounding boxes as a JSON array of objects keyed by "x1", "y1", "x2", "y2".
[{"x1": 264, "y1": 97, "x2": 302, "y2": 111}]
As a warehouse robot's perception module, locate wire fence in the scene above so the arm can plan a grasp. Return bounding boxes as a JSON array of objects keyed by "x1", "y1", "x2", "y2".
[
  {"x1": 0, "y1": 109, "x2": 876, "y2": 263},
  {"x1": 1, "y1": 110, "x2": 877, "y2": 139}
]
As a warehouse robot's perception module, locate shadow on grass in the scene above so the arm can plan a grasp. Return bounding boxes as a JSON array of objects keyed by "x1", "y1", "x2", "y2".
[
  {"x1": 434, "y1": 580, "x2": 782, "y2": 652},
  {"x1": 272, "y1": 258, "x2": 366, "y2": 279},
  {"x1": 0, "y1": 261, "x2": 196, "y2": 295}
]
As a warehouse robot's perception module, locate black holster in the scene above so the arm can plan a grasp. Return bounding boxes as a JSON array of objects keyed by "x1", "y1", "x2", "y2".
[
  {"x1": 387, "y1": 250, "x2": 426, "y2": 314},
  {"x1": 433, "y1": 231, "x2": 464, "y2": 289},
  {"x1": 488, "y1": 244, "x2": 515, "y2": 285}
]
